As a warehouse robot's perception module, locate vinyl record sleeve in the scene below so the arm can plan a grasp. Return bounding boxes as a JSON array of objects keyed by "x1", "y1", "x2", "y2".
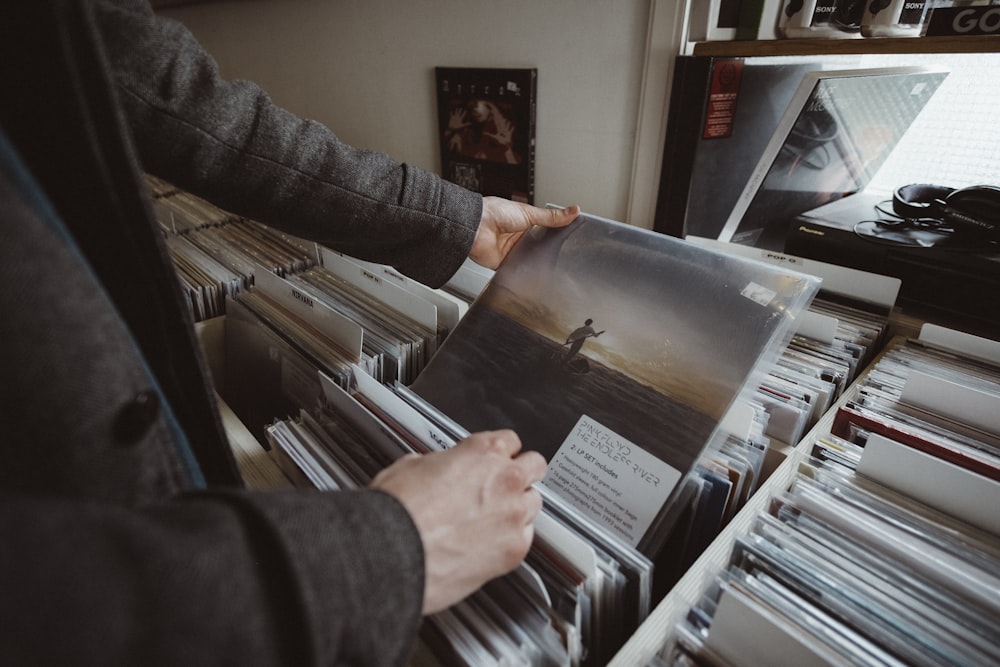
[
  {"x1": 435, "y1": 66, "x2": 536, "y2": 203},
  {"x1": 717, "y1": 66, "x2": 948, "y2": 251},
  {"x1": 411, "y1": 212, "x2": 820, "y2": 554}
]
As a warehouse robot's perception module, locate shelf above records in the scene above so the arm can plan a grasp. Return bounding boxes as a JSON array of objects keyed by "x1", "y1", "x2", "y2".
[{"x1": 690, "y1": 35, "x2": 1000, "y2": 58}]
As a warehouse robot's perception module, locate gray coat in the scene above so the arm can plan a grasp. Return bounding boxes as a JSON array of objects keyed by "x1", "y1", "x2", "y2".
[{"x1": 0, "y1": 1, "x2": 481, "y2": 664}]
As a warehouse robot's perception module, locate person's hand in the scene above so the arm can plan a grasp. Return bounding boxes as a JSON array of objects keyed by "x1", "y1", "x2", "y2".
[
  {"x1": 369, "y1": 430, "x2": 546, "y2": 615},
  {"x1": 470, "y1": 197, "x2": 580, "y2": 270}
]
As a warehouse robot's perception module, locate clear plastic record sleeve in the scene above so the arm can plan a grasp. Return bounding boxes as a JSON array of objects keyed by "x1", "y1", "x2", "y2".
[
  {"x1": 410, "y1": 211, "x2": 820, "y2": 558},
  {"x1": 716, "y1": 66, "x2": 948, "y2": 252}
]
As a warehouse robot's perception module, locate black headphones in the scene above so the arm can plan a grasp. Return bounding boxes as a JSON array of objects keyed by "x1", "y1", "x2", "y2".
[
  {"x1": 892, "y1": 184, "x2": 1000, "y2": 240},
  {"x1": 853, "y1": 183, "x2": 1000, "y2": 249}
]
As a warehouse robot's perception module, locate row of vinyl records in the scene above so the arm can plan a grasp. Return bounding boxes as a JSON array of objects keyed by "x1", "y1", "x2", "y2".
[
  {"x1": 651, "y1": 238, "x2": 905, "y2": 601},
  {"x1": 148, "y1": 174, "x2": 491, "y2": 386},
  {"x1": 614, "y1": 325, "x2": 1000, "y2": 666},
  {"x1": 221, "y1": 271, "x2": 804, "y2": 665},
  {"x1": 148, "y1": 173, "x2": 492, "y2": 325},
  {"x1": 152, "y1": 175, "x2": 946, "y2": 665},
  {"x1": 151, "y1": 177, "x2": 659, "y2": 664}
]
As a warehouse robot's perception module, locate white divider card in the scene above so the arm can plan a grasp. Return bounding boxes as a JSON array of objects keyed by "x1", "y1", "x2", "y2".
[
  {"x1": 795, "y1": 310, "x2": 839, "y2": 345},
  {"x1": 919, "y1": 323, "x2": 1000, "y2": 364},
  {"x1": 252, "y1": 269, "x2": 363, "y2": 360},
  {"x1": 719, "y1": 400, "x2": 757, "y2": 442},
  {"x1": 324, "y1": 250, "x2": 461, "y2": 331},
  {"x1": 317, "y1": 371, "x2": 418, "y2": 465},
  {"x1": 349, "y1": 364, "x2": 455, "y2": 453},
  {"x1": 443, "y1": 257, "x2": 493, "y2": 301},
  {"x1": 533, "y1": 511, "x2": 599, "y2": 585},
  {"x1": 858, "y1": 433, "x2": 1000, "y2": 536},
  {"x1": 317, "y1": 246, "x2": 438, "y2": 332},
  {"x1": 704, "y1": 586, "x2": 844, "y2": 667},
  {"x1": 900, "y1": 369, "x2": 1000, "y2": 436},
  {"x1": 543, "y1": 414, "x2": 681, "y2": 548}
]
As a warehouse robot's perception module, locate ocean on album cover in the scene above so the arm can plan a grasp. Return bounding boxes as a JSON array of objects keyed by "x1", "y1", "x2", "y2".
[
  {"x1": 413, "y1": 305, "x2": 716, "y2": 472},
  {"x1": 412, "y1": 212, "x2": 820, "y2": 477}
]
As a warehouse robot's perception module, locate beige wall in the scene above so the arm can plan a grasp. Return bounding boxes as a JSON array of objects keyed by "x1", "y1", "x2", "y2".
[{"x1": 159, "y1": 0, "x2": 669, "y2": 223}]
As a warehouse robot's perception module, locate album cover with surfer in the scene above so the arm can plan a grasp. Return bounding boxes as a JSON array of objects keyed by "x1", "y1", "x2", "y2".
[{"x1": 411, "y1": 211, "x2": 820, "y2": 552}]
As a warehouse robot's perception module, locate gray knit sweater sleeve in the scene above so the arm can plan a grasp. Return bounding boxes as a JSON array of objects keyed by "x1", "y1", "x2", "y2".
[{"x1": 95, "y1": 0, "x2": 482, "y2": 288}]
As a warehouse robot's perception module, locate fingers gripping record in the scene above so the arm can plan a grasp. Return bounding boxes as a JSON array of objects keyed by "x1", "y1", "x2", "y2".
[{"x1": 370, "y1": 429, "x2": 548, "y2": 615}]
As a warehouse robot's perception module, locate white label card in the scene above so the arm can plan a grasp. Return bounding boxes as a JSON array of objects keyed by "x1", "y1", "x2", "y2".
[
  {"x1": 741, "y1": 282, "x2": 776, "y2": 307},
  {"x1": 542, "y1": 414, "x2": 680, "y2": 547},
  {"x1": 901, "y1": 370, "x2": 1000, "y2": 434}
]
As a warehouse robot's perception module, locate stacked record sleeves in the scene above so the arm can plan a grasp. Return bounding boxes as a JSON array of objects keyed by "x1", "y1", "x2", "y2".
[
  {"x1": 220, "y1": 250, "x2": 460, "y2": 446},
  {"x1": 661, "y1": 239, "x2": 899, "y2": 587},
  {"x1": 706, "y1": 236, "x2": 900, "y2": 454},
  {"x1": 660, "y1": 327, "x2": 1000, "y2": 667},
  {"x1": 149, "y1": 175, "x2": 317, "y2": 321},
  {"x1": 260, "y1": 214, "x2": 823, "y2": 665},
  {"x1": 265, "y1": 367, "x2": 656, "y2": 667},
  {"x1": 151, "y1": 176, "x2": 458, "y2": 435},
  {"x1": 751, "y1": 286, "x2": 892, "y2": 449},
  {"x1": 284, "y1": 247, "x2": 448, "y2": 386},
  {"x1": 150, "y1": 180, "x2": 654, "y2": 664},
  {"x1": 218, "y1": 234, "x2": 463, "y2": 436},
  {"x1": 163, "y1": 182, "x2": 963, "y2": 664}
]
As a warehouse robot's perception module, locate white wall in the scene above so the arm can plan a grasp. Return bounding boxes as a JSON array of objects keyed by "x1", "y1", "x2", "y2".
[{"x1": 160, "y1": 0, "x2": 676, "y2": 224}]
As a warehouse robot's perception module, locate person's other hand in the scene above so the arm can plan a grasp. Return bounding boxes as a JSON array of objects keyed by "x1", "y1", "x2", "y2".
[
  {"x1": 470, "y1": 197, "x2": 580, "y2": 270},
  {"x1": 369, "y1": 430, "x2": 546, "y2": 615}
]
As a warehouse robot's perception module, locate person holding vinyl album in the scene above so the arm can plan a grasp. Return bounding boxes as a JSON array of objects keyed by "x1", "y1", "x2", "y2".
[{"x1": 0, "y1": 1, "x2": 579, "y2": 664}]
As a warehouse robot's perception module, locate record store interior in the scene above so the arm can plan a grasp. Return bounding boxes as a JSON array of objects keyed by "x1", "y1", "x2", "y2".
[{"x1": 18, "y1": 0, "x2": 1000, "y2": 665}]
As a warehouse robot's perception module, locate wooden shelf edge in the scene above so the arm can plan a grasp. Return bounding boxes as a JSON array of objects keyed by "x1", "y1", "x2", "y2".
[{"x1": 691, "y1": 34, "x2": 1000, "y2": 57}]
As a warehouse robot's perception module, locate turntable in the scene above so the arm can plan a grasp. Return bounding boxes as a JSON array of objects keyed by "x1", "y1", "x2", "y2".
[{"x1": 784, "y1": 189, "x2": 1000, "y2": 336}]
